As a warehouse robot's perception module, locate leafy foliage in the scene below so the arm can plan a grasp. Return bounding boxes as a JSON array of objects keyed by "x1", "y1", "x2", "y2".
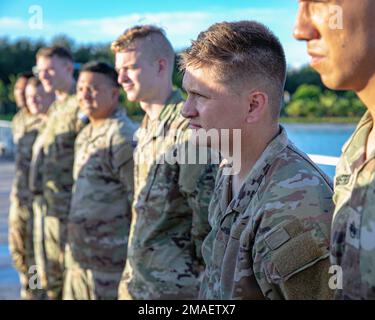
[{"x1": 0, "y1": 36, "x2": 367, "y2": 121}]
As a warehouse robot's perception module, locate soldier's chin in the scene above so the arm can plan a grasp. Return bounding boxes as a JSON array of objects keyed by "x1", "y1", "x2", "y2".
[
  {"x1": 28, "y1": 106, "x2": 39, "y2": 115},
  {"x1": 42, "y1": 83, "x2": 54, "y2": 93},
  {"x1": 125, "y1": 92, "x2": 138, "y2": 102}
]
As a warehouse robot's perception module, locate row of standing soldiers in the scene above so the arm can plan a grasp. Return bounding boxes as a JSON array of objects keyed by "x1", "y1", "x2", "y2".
[
  {"x1": 8, "y1": 17, "x2": 375, "y2": 300},
  {"x1": 9, "y1": 36, "x2": 217, "y2": 300}
]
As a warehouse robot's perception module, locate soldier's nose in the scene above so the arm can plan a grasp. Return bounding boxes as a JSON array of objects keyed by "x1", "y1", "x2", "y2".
[
  {"x1": 293, "y1": 3, "x2": 319, "y2": 41},
  {"x1": 118, "y1": 70, "x2": 130, "y2": 84},
  {"x1": 181, "y1": 100, "x2": 198, "y2": 119}
]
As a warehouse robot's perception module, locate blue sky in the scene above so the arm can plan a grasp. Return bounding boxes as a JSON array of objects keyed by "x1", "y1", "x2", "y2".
[{"x1": 0, "y1": 0, "x2": 308, "y2": 67}]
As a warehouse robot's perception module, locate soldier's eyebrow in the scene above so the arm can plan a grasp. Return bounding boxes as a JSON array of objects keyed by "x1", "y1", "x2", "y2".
[
  {"x1": 116, "y1": 63, "x2": 137, "y2": 71},
  {"x1": 183, "y1": 85, "x2": 211, "y2": 99}
]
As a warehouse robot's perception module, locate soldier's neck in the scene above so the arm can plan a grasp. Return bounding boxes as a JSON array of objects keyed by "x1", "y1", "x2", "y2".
[
  {"x1": 89, "y1": 106, "x2": 117, "y2": 128},
  {"x1": 90, "y1": 118, "x2": 106, "y2": 128},
  {"x1": 227, "y1": 125, "x2": 279, "y2": 197},
  {"x1": 55, "y1": 78, "x2": 74, "y2": 102},
  {"x1": 140, "y1": 84, "x2": 173, "y2": 121}
]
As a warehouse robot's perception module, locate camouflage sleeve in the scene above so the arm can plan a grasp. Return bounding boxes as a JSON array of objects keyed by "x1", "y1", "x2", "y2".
[
  {"x1": 13, "y1": 130, "x2": 38, "y2": 205},
  {"x1": 252, "y1": 175, "x2": 334, "y2": 300},
  {"x1": 42, "y1": 103, "x2": 84, "y2": 216},
  {"x1": 29, "y1": 131, "x2": 46, "y2": 194},
  {"x1": 109, "y1": 129, "x2": 135, "y2": 203},
  {"x1": 177, "y1": 141, "x2": 218, "y2": 264}
]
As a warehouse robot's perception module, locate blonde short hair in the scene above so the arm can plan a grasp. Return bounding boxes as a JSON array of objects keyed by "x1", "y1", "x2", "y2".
[{"x1": 111, "y1": 25, "x2": 175, "y2": 67}]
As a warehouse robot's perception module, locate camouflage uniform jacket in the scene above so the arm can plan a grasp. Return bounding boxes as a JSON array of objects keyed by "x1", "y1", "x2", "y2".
[
  {"x1": 41, "y1": 95, "x2": 87, "y2": 218},
  {"x1": 67, "y1": 107, "x2": 137, "y2": 272},
  {"x1": 12, "y1": 108, "x2": 29, "y2": 145},
  {"x1": 29, "y1": 118, "x2": 48, "y2": 196},
  {"x1": 11, "y1": 110, "x2": 43, "y2": 205},
  {"x1": 123, "y1": 90, "x2": 217, "y2": 299},
  {"x1": 200, "y1": 127, "x2": 334, "y2": 300},
  {"x1": 331, "y1": 111, "x2": 375, "y2": 299}
]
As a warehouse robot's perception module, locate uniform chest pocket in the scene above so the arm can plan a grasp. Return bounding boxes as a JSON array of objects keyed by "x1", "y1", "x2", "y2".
[{"x1": 333, "y1": 174, "x2": 353, "y2": 209}]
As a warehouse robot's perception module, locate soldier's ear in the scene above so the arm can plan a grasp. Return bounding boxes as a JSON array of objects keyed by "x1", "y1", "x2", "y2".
[
  {"x1": 112, "y1": 87, "x2": 120, "y2": 102},
  {"x1": 157, "y1": 58, "x2": 168, "y2": 75},
  {"x1": 245, "y1": 91, "x2": 268, "y2": 124},
  {"x1": 65, "y1": 61, "x2": 74, "y2": 75}
]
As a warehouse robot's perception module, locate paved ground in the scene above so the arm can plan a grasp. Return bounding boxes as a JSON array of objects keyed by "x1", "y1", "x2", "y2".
[{"x1": 0, "y1": 158, "x2": 21, "y2": 299}]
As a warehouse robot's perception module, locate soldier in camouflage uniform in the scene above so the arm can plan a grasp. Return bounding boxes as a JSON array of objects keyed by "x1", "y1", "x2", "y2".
[
  {"x1": 294, "y1": 0, "x2": 375, "y2": 299},
  {"x1": 9, "y1": 75, "x2": 54, "y2": 299},
  {"x1": 35, "y1": 46, "x2": 88, "y2": 299},
  {"x1": 27, "y1": 77, "x2": 55, "y2": 294},
  {"x1": 62, "y1": 62, "x2": 137, "y2": 300},
  {"x1": 112, "y1": 25, "x2": 218, "y2": 299},
  {"x1": 9, "y1": 72, "x2": 37, "y2": 299},
  {"x1": 181, "y1": 21, "x2": 334, "y2": 299}
]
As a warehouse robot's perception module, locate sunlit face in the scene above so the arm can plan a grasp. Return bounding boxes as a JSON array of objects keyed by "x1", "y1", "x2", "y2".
[
  {"x1": 293, "y1": 0, "x2": 375, "y2": 91},
  {"x1": 115, "y1": 44, "x2": 160, "y2": 103},
  {"x1": 25, "y1": 83, "x2": 51, "y2": 115},
  {"x1": 36, "y1": 55, "x2": 72, "y2": 93},
  {"x1": 181, "y1": 67, "x2": 249, "y2": 149},
  {"x1": 77, "y1": 71, "x2": 119, "y2": 120},
  {"x1": 14, "y1": 77, "x2": 29, "y2": 109}
]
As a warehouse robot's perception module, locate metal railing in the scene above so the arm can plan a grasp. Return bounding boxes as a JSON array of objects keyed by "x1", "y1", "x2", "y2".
[{"x1": 308, "y1": 154, "x2": 339, "y2": 166}]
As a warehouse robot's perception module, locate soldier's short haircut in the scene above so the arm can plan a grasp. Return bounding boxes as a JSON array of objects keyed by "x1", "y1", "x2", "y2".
[
  {"x1": 36, "y1": 46, "x2": 73, "y2": 62},
  {"x1": 80, "y1": 61, "x2": 120, "y2": 88},
  {"x1": 111, "y1": 24, "x2": 175, "y2": 67},
  {"x1": 26, "y1": 76, "x2": 42, "y2": 88},
  {"x1": 18, "y1": 72, "x2": 34, "y2": 80},
  {"x1": 180, "y1": 21, "x2": 287, "y2": 118}
]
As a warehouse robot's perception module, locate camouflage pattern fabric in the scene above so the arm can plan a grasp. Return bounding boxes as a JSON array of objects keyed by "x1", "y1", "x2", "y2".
[
  {"x1": 29, "y1": 120, "x2": 49, "y2": 291},
  {"x1": 63, "y1": 107, "x2": 137, "y2": 300},
  {"x1": 200, "y1": 126, "x2": 335, "y2": 300},
  {"x1": 118, "y1": 90, "x2": 218, "y2": 300},
  {"x1": 9, "y1": 110, "x2": 46, "y2": 299},
  {"x1": 331, "y1": 111, "x2": 375, "y2": 299},
  {"x1": 41, "y1": 94, "x2": 87, "y2": 299},
  {"x1": 63, "y1": 246, "x2": 122, "y2": 300}
]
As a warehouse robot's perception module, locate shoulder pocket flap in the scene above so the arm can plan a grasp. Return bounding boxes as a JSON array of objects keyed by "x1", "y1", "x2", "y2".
[{"x1": 271, "y1": 231, "x2": 328, "y2": 280}]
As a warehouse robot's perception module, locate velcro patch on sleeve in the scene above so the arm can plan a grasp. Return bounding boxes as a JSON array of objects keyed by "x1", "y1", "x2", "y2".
[{"x1": 271, "y1": 231, "x2": 324, "y2": 279}]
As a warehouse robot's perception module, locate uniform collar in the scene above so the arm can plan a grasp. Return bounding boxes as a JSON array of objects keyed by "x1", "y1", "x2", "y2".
[
  {"x1": 86, "y1": 106, "x2": 123, "y2": 139},
  {"x1": 221, "y1": 126, "x2": 289, "y2": 215},
  {"x1": 137, "y1": 90, "x2": 184, "y2": 147},
  {"x1": 158, "y1": 89, "x2": 184, "y2": 122},
  {"x1": 140, "y1": 89, "x2": 184, "y2": 129},
  {"x1": 341, "y1": 111, "x2": 373, "y2": 172}
]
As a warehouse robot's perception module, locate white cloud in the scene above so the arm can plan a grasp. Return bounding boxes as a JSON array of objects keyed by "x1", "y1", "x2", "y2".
[
  {"x1": 64, "y1": 8, "x2": 293, "y2": 48},
  {"x1": 0, "y1": 17, "x2": 26, "y2": 29}
]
